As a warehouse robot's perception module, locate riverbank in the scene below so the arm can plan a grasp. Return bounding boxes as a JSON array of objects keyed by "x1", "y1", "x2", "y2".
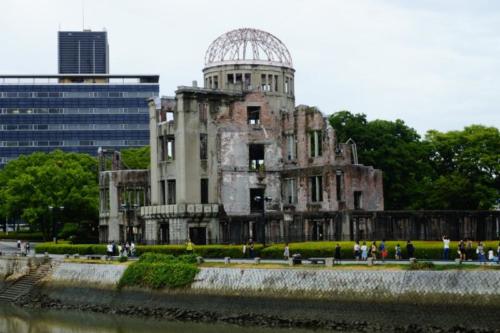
[{"x1": 3, "y1": 258, "x2": 500, "y2": 332}]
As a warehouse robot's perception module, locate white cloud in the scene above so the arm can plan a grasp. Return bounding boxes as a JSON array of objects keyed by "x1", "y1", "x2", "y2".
[{"x1": 0, "y1": 0, "x2": 498, "y2": 134}]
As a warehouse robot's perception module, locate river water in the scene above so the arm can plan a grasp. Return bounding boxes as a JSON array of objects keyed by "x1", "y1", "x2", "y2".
[{"x1": 0, "y1": 303, "x2": 330, "y2": 333}]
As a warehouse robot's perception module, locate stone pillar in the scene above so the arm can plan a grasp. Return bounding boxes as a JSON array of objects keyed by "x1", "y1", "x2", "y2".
[
  {"x1": 148, "y1": 98, "x2": 160, "y2": 205},
  {"x1": 144, "y1": 219, "x2": 159, "y2": 245},
  {"x1": 341, "y1": 211, "x2": 351, "y2": 241},
  {"x1": 169, "y1": 218, "x2": 188, "y2": 244},
  {"x1": 108, "y1": 175, "x2": 120, "y2": 242}
]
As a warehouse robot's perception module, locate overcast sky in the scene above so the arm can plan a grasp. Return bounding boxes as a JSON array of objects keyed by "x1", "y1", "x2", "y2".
[{"x1": 1, "y1": 0, "x2": 499, "y2": 134}]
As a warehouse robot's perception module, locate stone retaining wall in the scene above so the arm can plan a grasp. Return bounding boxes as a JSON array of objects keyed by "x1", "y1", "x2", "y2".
[{"x1": 43, "y1": 262, "x2": 500, "y2": 301}]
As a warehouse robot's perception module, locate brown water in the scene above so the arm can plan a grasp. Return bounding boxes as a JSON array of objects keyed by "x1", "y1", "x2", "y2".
[{"x1": 0, "y1": 303, "x2": 330, "y2": 333}]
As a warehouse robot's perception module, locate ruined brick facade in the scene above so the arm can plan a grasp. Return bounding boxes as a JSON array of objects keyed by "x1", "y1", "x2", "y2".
[{"x1": 99, "y1": 28, "x2": 384, "y2": 244}]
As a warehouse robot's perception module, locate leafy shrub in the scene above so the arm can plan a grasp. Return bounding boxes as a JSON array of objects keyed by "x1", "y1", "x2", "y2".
[
  {"x1": 408, "y1": 261, "x2": 435, "y2": 270},
  {"x1": 35, "y1": 242, "x2": 106, "y2": 255},
  {"x1": 118, "y1": 252, "x2": 199, "y2": 290},
  {"x1": 118, "y1": 256, "x2": 128, "y2": 263}
]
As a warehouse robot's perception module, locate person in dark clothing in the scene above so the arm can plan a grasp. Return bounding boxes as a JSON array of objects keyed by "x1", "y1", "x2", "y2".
[
  {"x1": 334, "y1": 243, "x2": 341, "y2": 264},
  {"x1": 406, "y1": 240, "x2": 415, "y2": 259}
]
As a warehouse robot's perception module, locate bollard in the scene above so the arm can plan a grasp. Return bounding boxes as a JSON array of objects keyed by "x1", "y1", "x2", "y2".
[
  {"x1": 409, "y1": 257, "x2": 417, "y2": 264},
  {"x1": 288, "y1": 258, "x2": 294, "y2": 266},
  {"x1": 325, "y1": 257, "x2": 334, "y2": 267},
  {"x1": 254, "y1": 257, "x2": 261, "y2": 264},
  {"x1": 455, "y1": 258, "x2": 462, "y2": 265},
  {"x1": 196, "y1": 256, "x2": 204, "y2": 264},
  {"x1": 367, "y1": 257, "x2": 374, "y2": 266},
  {"x1": 224, "y1": 257, "x2": 231, "y2": 264},
  {"x1": 44, "y1": 252, "x2": 49, "y2": 258},
  {"x1": 73, "y1": 254, "x2": 80, "y2": 259},
  {"x1": 64, "y1": 254, "x2": 70, "y2": 259}
]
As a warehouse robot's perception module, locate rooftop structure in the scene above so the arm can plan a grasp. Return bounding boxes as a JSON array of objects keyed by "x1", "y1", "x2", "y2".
[{"x1": 58, "y1": 31, "x2": 109, "y2": 74}]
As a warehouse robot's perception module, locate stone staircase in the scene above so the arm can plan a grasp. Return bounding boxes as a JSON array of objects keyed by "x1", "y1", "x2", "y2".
[{"x1": 0, "y1": 261, "x2": 54, "y2": 302}]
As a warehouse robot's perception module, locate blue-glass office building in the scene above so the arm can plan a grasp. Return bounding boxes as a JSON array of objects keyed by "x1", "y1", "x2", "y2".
[
  {"x1": 58, "y1": 31, "x2": 109, "y2": 74},
  {"x1": 0, "y1": 74, "x2": 159, "y2": 167}
]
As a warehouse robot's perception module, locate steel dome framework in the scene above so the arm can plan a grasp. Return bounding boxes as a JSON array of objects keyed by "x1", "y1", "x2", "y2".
[{"x1": 204, "y1": 28, "x2": 293, "y2": 69}]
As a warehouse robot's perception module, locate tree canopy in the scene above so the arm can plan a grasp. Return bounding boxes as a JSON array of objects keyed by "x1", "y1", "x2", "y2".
[
  {"x1": 329, "y1": 111, "x2": 499, "y2": 210},
  {"x1": 0, "y1": 150, "x2": 99, "y2": 240},
  {"x1": 121, "y1": 146, "x2": 150, "y2": 169}
]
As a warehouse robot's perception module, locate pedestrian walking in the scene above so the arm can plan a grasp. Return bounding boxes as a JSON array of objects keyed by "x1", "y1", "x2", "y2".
[
  {"x1": 242, "y1": 243, "x2": 247, "y2": 258},
  {"x1": 106, "y1": 242, "x2": 113, "y2": 257},
  {"x1": 26, "y1": 241, "x2": 31, "y2": 255},
  {"x1": 406, "y1": 240, "x2": 415, "y2": 259},
  {"x1": 284, "y1": 243, "x2": 290, "y2": 260},
  {"x1": 487, "y1": 248, "x2": 494, "y2": 262},
  {"x1": 361, "y1": 242, "x2": 368, "y2": 261},
  {"x1": 379, "y1": 240, "x2": 387, "y2": 262},
  {"x1": 249, "y1": 242, "x2": 255, "y2": 258},
  {"x1": 395, "y1": 244, "x2": 402, "y2": 260},
  {"x1": 186, "y1": 239, "x2": 194, "y2": 254},
  {"x1": 466, "y1": 239, "x2": 473, "y2": 261},
  {"x1": 130, "y1": 242, "x2": 136, "y2": 257},
  {"x1": 370, "y1": 241, "x2": 377, "y2": 260},
  {"x1": 442, "y1": 236, "x2": 450, "y2": 260},
  {"x1": 497, "y1": 243, "x2": 500, "y2": 264},
  {"x1": 334, "y1": 243, "x2": 341, "y2": 264},
  {"x1": 353, "y1": 241, "x2": 361, "y2": 261},
  {"x1": 476, "y1": 242, "x2": 485, "y2": 264},
  {"x1": 17, "y1": 240, "x2": 21, "y2": 250},
  {"x1": 458, "y1": 240, "x2": 466, "y2": 261}
]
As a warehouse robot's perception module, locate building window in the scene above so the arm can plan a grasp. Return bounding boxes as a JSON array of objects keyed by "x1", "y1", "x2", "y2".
[
  {"x1": 159, "y1": 136, "x2": 166, "y2": 161},
  {"x1": 309, "y1": 176, "x2": 323, "y2": 203},
  {"x1": 249, "y1": 144, "x2": 264, "y2": 171},
  {"x1": 274, "y1": 75, "x2": 279, "y2": 92},
  {"x1": 336, "y1": 170, "x2": 344, "y2": 201},
  {"x1": 354, "y1": 191, "x2": 362, "y2": 210},
  {"x1": 199, "y1": 103, "x2": 208, "y2": 124},
  {"x1": 200, "y1": 133, "x2": 208, "y2": 160},
  {"x1": 284, "y1": 178, "x2": 297, "y2": 204},
  {"x1": 213, "y1": 75, "x2": 218, "y2": 89},
  {"x1": 167, "y1": 180, "x2": 176, "y2": 204},
  {"x1": 201, "y1": 178, "x2": 208, "y2": 204},
  {"x1": 166, "y1": 136, "x2": 175, "y2": 160},
  {"x1": 250, "y1": 188, "x2": 265, "y2": 212},
  {"x1": 309, "y1": 130, "x2": 323, "y2": 157},
  {"x1": 261, "y1": 74, "x2": 270, "y2": 91},
  {"x1": 227, "y1": 73, "x2": 234, "y2": 85},
  {"x1": 244, "y1": 73, "x2": 251, "y2": 89},
  {"x1": 247, "y1": 106, "x2": 261, "y2": 125},
  {"x1": 160, "y1": 180, "x2": 166, "y2": 204},
  {"x1": 286, "y1": 134, "x2": 296, "y2": 161}
]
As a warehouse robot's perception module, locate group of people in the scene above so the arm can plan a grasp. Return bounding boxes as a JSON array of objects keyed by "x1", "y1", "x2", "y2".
[
  {"x1": 242, "y1": 239, "x2": 256, "y2": 258},
  {"x1": 351, "y1": 240, "x2": 402, "y2": 261},
  {"x1": 106, "y1": 241, "x2": 135, "y2": 257},
  {"x1": 451, "y1": 236, "x2": 500, "y2": 263},
  {"x1": 16, "y1": 239, "x2": 31, "y2": 255}
]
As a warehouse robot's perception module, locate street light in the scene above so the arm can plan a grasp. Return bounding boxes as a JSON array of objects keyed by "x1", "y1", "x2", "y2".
[{"x1": 254, "y1": 195, "x2": 272, "y2": 246}]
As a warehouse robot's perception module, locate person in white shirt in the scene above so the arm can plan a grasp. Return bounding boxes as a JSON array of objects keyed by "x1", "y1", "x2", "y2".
[
  {"x1": 442, "y1": 236, "x2": 450, "y2": 260},
  {"x1": 353, "y1": 241, "x2": 361, "y2": 261},
  {"x1": 361, "y1": 242, "x2": 368, "y2": 261},
  {"x1": 487, "y1": 248, "x2": 494, "y2": 262}
]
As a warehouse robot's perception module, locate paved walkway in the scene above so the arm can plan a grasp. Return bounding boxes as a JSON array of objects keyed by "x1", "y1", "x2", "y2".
[{"x1": 1, "y1": 241, "x2": 497, "y2": 266}]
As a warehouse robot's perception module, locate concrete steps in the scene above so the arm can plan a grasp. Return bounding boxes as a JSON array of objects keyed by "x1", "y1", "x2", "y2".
[{"x1": 0, "y1": 262, "x2": 54, "y2": 302}]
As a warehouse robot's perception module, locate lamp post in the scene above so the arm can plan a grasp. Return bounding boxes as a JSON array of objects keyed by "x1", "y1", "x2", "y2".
[
  {"x1": 254, "y1": 195, "x2": 272, "y2": 246},
  {"x1": 49, "y1": 205, "x2": 64, "y2": 243}
]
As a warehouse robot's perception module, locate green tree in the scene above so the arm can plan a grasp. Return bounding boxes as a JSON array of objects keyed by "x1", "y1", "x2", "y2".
[
  {"x1": 419, "y1": 125, "x2": 500, "y2": 209},
  {"x1": 121, "y1": 146, "x2": 150, "y2": 169},
  {"x1": 0, "y1": 150, "x2": 99, "y2": 240},
  {"x1": 329, "y1": 111, "x2": 431, "y2": 209}
]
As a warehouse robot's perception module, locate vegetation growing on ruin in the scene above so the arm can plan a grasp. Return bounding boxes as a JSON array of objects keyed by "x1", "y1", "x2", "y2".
[{"x1": 118, "y1": 253, "x2": 199, "y2": 290}]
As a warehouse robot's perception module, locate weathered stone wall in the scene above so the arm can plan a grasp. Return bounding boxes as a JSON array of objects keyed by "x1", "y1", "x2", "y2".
[{"x1": 48, "y1": 262, "x2": 125, "y2": 287}]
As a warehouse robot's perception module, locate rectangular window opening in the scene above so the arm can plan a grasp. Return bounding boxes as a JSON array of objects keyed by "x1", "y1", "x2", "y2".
[
  {"x1": 310, "y1": 176, "x2": 323, "y2": 203},
  {"x1": 285, "y1": 178, "x2": 297, "y2": 204},
  {"x1": 160, "y1": 180, "x2": 166, "y2": 205},
  {"x1": 167, "y1": 180, "x2": 176, "y2": 204},
  {"x1": 249, "y1": 144, "x2": 264, "y2": 171},
  {"x1": 166, "y1": 136, "x2": 175, "y2": 160},
  {"x1": 250, "y1": 188, "x2": 265, "y2": 212},
  {"x1": 201, "y1": 178, "x2": 209, "y2": 204},
  {"x1": 200, "y1": 133, "x2": 208, "y2": 160},
  {"x1": 247, "y1": 106, "x2": 261, "y2": 125},
  {"x1": 354, "y1": 191, "x2": 362, "y2": 210},
  {"x1": 336, "y1": 171, "x2": 344, "y2": 201}
]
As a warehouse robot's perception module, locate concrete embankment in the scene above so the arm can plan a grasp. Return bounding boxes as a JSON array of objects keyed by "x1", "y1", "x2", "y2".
[{"x1": 3, "y1": 258, "x2": 500, "y2": 332}]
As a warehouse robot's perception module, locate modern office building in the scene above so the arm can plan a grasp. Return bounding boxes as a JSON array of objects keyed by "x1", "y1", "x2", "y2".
[
  {"x1": 58, "y1": 30, "x2": 109, "y2": 74},
  {"x1": 0, "y1": 74, "x2": 159, "y2": 167}
]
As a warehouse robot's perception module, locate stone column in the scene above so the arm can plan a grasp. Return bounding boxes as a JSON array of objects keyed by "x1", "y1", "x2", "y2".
[
  {"x1": 107, "y1": 175, "x2": 120, "y2": 242},
  {"x1": 144, "y1": 219, "x2": 159, "y2": 245}
]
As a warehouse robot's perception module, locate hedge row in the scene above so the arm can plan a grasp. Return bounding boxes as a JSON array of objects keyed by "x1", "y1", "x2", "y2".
[
  {"x1": 35, "y1": 241, "x2": 500, "y2": 260},
  {"x1": 261, "y1": 241, "x2": 500, "y2": 260},
  {"x1": 118, "y1": 253, "x2": 199, "y2": 289},
  {"x1": 0, "y1": 232, "x2": 44, "y2": 241}
]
